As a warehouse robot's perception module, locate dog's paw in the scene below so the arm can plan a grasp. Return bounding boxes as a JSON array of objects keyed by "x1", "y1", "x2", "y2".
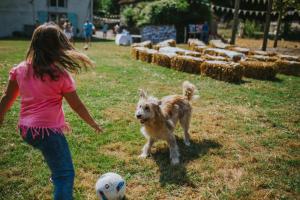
[
  {"x1": 139, "y1": 153, "x2": 148, "y2": 159},
  {"x1": 171, "y1": 158, "x2": 180, "y2": 165},
  {"x1": 184, "y1": 140, "x2": 191, "y2": 146}
]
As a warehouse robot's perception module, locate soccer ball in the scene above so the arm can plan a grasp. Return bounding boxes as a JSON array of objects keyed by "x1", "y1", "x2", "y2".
[
  {"x1": 84, "y1": 44, "x2": 89, "y2": 50},
  {"x1": 95, "y1": 172, "x2": 126, "y2": 200}
]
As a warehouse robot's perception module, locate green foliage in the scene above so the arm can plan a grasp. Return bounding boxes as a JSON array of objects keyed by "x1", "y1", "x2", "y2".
[
  {"x1": 121, "y1": 0, "x2": 210, "y2": 27},
  {"x1": 243, "y1": 20, "x2": 262, "y2": 38},
  {"x1": 273, "y1": 0, "x2": 300, "y2": 14},
  {"x1": 137, "y1": 0, "x2": 188, "y2": 26},
  {"x1": 121, "y1": 6, "x2": 136, "y2": 28},
  {"x1": 94, "y1": 0, "x2": 120, "y2": 15}
]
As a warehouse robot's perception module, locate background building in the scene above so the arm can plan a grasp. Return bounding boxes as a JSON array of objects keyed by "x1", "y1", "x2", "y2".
[{"x1": 0, "y1": 0, "x2": 93, "y2": 37}]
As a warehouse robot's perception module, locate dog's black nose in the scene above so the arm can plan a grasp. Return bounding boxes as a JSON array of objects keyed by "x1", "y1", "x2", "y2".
[{"x1": 136, "y1": 114, "x2": 142, "y2": 119}]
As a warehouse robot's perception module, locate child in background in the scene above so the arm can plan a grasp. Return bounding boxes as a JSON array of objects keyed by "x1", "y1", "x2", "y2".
[
  {"x1": 83, "y1": 20, "x2": 94, "y2": 49},
  {"x1": 0, "y1": 22, "x2": 102, "y2": 200}
]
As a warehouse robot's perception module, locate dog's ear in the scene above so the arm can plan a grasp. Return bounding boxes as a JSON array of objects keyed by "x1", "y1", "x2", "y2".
[{"x1": 139, "y1": 89, "x2": 147, "y2": 99}]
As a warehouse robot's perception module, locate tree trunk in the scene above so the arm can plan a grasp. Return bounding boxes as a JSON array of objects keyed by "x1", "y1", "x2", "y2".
[
  {"x1": 262, "y1": 0, "x2": 273, "y2": 51},
  {"x1": 274, "y1": 3, "x2": 283, "y2": 48},
  {"x1": 230, "y1": 0, "x2": 240, "y2": 45}
]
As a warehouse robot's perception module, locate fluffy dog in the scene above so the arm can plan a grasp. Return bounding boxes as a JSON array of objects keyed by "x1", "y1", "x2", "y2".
[{"x1": 135, "y1": 81, "x2": 197, "y2": 165}]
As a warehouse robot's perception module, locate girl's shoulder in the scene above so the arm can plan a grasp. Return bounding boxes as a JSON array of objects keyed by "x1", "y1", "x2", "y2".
[{"x1": 9, "y1": 61, "x2": 30, "y2": 80}]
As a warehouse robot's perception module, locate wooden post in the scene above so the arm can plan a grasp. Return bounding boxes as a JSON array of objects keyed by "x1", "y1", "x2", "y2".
[
  {"x1": 262, "y1": 0, "x2": 273, "y2": 51},
  {"x1": 184, "y1": 26, "x2": 187, "y2": 43},
  {"x1": 273, "y1": 0, "x2": 283, "y2": 48},
  {"x1": 230, "y1": 0, "x2": 240, "y2": 45}
]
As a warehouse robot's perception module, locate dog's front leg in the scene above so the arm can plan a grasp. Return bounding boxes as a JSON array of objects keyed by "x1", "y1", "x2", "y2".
[
  {"x1": 167, "y1": 134, "x2": 180, "y2": 165},
  {"x1": 139, "y1": 138, "x2": 154, "y2": 158}
]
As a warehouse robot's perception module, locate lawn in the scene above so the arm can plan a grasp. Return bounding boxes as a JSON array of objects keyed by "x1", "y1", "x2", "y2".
[{"x1": 0, "y1": 39, "x2": 299, "y2": 200}]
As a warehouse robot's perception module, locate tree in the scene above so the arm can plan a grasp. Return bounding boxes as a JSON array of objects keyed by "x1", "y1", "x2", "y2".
[
  {"x1": 94, "y1": 0, "x2": 120, "y2": 16},
  {"x1": 262, "y1": 0, "x2": 273, "y2": 51},
  {"x1": 273, "y1": 0, "x2": 300, "y2": 47},
  {"x1": 230, "y1": 0, "x2": 240, "y2": 45}
]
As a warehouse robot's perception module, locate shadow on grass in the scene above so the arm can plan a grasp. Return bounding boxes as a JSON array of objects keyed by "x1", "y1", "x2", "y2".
[
  {"x1": 270, "y1": 77, "x2": 283, "y2": 82},
  {"x1": 151, "y1": 138, "x2": 222, "y2": 187}
]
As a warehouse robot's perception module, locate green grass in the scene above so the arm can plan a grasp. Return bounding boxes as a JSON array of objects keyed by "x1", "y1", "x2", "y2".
[{"x1": 0, "y1": 40, "x2": 300, "y2": 200}]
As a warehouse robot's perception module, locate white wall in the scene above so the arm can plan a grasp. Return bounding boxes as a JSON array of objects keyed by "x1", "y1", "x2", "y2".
[{"x1": 0, "y1": 0, "x2": 37, "y2": 37}]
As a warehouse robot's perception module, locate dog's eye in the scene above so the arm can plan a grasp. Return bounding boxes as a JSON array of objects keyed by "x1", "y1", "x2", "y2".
[{"x1": 145, "y1": 106, "x2": 150, "y2": 111}]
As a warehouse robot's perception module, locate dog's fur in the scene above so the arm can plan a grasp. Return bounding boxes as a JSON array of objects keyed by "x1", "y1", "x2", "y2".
[{"x1": 135, "y1": 81, "x2": 197, "y2": 165}]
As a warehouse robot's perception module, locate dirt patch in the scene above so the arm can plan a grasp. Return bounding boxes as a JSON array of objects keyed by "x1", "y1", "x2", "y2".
[
  {"x1": 100, "y1": 142, "x2": 133, "y2": 162},
  {"x1": 216, "y1": 167, "x2": 245, "y2": 190},
  {"x1": 75, "y1": 168, "x2": 99, "y2": 200},
  {"x1": 102, "y1": 103, "x2": 136, "y2": 122}
]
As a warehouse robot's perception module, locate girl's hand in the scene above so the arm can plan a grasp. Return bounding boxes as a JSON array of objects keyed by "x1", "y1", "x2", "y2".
[
  {"x1": 0, "y1": 116, "x2": 4, "y2": 126},
  {"x1": 92, "y1": 123, "x2": 103, "y2": 133}
]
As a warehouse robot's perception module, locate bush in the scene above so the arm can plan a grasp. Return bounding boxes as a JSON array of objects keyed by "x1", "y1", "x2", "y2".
[
  {"x1": 243, "y1": 20, "x2": 261, "y2": 38},
  {"x1": 137, "y1": 0, "x2": 189, "y2": 26},
  {"x1": 121, "y1": 0, "x2": 210, "y2": 27}
]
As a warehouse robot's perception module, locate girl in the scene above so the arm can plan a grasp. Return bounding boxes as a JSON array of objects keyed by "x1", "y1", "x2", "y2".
[{"x1": 0, "y1": 22, "x2": 102, "y2": 200}]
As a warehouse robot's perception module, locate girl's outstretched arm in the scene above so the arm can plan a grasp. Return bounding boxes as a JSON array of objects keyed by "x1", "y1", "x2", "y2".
[
  {"x1": 0, "y1": 80, "x2": 19, "y2": 125},
  {"x1": 63, "y1": 91, "x2": 103, "y2": 133}
]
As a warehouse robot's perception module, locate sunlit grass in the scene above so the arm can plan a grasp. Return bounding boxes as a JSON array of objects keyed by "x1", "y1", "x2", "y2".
[{"x1": 0, "y1": 39, "x2": 299, "y2": 200}]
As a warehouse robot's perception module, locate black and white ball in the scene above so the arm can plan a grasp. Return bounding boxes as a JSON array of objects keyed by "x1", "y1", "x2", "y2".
[{"x1": 95, "y1": 172, "x2": 126, "y2": 200}]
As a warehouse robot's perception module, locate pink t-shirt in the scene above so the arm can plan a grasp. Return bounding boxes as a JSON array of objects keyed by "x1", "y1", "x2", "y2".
[{"x1": 9, "y1": 61, "x2": 75, "y2": 136}]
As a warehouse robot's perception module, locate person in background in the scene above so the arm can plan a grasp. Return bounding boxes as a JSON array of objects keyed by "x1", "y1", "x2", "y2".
[
  {"x1": 202, "y1": 21, "x2": 209, "y2": 44},
  {"x1": 83, "y1": 20, "x2": 94, "y2": 48},
  {"x1": 63, "y1": 20, "x2": 74, "y2": 45},
  {"x1": 102, "y1": 23, "x2": 108, "y2": 39},
  {"x1": 114, "y1": 24, "x2": 120, "y2": 35}
]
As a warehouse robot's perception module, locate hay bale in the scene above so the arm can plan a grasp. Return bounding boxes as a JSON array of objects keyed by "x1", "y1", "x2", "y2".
[
  {"x1": 277, "y1": 54, "x2": 300, "y2": 62},
  {"x1": 139, "y1": 49, "x2": 158, "y2": 63},
  {"x1": 131, "y1": 40, "x2": 152, "y2": 48},
  {"x1": 202, "y1": 54, "x2": 228, "y2": 61},
  {"x1": 154, "y1": 39, "x2": 176, "y2": 50},
  {"x1": 159, "y1": 47, "x2": 186, "y2": 54},
  {"x1": 226, "y1": 46, "x2": 250, "y2": 54},
  {"x1": 240, "y1": 61, "x2": 278, "y2": 80},
  {"x1": 248, "y1": 55, "x2": 278, "y2": 62},
  {"x1": 131, "y1": 47, "x2": 148, "y2": 60},
  {"x1": 170, "y1": 56, "x2": 204, "y2": 74},
  {"x1": 159, "y1": 47, "x2": 201, "y2": 57},
  {"x1": 204, "y1": 48, "x2": 245, "y2": 61},
  {"x1": 188, "y1": 39, "x2": 205, "y2": 49},
  {"x1": 249, "y1": 50, "x2": 277, "y2": 57},
  {"x1": 200, "y1": 61, "x2": 243, "y2": 82},
  {"x1": 184, "y1": 50, "x2": 201, "y2": 57},
  {"x1": 276, "y1": 60, "x2": 300, "y2": 76},
  {"x1": 204, "y1": 48, "x2": 219, "y2": 56},
  {"x1": 152, "y1": 52, "x2": 177, "y2": 68},
  {"x1": 209, "y1": 39, "x2": 233, "y2": 49},
  {"x1": 193, "y1": 45, "x2": 207, "y2": 54}
]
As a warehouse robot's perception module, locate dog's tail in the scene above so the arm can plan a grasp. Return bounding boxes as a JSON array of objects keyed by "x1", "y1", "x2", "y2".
[{"x1": 182, "y1": 81, "x2": 198, "y2": 101}]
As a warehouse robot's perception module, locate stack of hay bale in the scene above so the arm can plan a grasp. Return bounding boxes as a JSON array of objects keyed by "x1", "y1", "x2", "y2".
[
  {"x1": 240, "y1": 61, "x2": 278, "y2": 80},
  {"x1": 209, "y1": 39, "x2": 233, "y2": 49},
  {"x1": 130, "y1": 38, "x2": 300, "y2": 83},
  {"x1": 238, "y1": 50, "x2": 278, "y2": 80},
  {"x1": 275, "y1": 54, "x2": 300, "y2": 76},
  {"x1": 188, "y1": 39, "x2": 206, "y2": 50},
  {"x1": 171, "y1": 56, "x2": 204, "y2": 74},
  {"x1": 200, "y1": 61, "x2": 243, "y2": 82},
  {"x1": 153, "y1": 39, "x2": 176, "y2": 50}
]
